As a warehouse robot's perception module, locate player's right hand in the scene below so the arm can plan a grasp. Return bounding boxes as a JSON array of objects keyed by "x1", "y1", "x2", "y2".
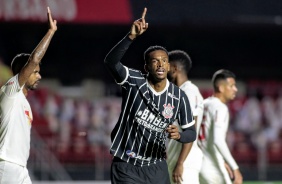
[
  {"x1": 129, "y1": 8, "x2": 148, "y2": 40},
  {"x1": 166, "y1": 125, "x2": 181, "y2": 140}
]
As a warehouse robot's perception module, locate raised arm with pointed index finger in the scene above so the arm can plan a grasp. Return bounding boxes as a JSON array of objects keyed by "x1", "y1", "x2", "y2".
[
  {"x1": 104, "y1": 6, "x2": 195, "y2": 184},
  {"x1": 128, "y1": 8, "x2": 149, "y2": 40}
]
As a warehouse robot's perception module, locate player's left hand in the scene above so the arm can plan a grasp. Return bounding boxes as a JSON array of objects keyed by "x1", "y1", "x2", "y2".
[{"x1": 166, "y1": 125, "x2": 181, "y2": 140}]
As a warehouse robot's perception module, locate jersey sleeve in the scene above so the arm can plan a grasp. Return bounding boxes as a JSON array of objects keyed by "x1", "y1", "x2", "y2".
[
  {"x1": 178, "y1": 91, "x2": 195, "y2": 129},
  {"x1": 0, "y1": 75, "x2": 22, "y2": 117},
  {"x1": 185, "y1": 88, "x2": 204, "y2": 117},
  {"x1": 213, "y1": 106, "x2": 239, "y2": 170},
  {"x1": 117, "y1": 67, "x2": 146, "y2": 92},
  {"x1": 1, "y1": 75, "x2": 22, "y2": 97},
  {"x1": 194, "y1": 89, "x2": 204, "y2": 117},
  {"x1": 181, "y1": 83, "x2": 204, "y2": 118},
  {"x1": 185, "y1": 90, "x2": 197, "y2": 116},
  {"x1": 104, "y1": 34, "x2": 133, "y2": 84}
]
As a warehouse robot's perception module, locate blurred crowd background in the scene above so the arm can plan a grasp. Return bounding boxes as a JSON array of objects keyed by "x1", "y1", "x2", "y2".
[{"x1": 1, "y1": 0, "x2": 282, "y2": 182}]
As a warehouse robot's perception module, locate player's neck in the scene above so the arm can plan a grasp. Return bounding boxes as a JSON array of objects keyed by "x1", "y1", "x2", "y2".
[
  {"x1": 176, "y1": 74, "x2": 188, "y2": 87},
  {"x1": 23, "y1": 87, "x2": 28, "y2": 96},
  {"x1": 148, "y1": 79, "x2": 167, "y2": 92},
  {"x1": 214, "y1": 93, "x2": 228, "y2": 104}
]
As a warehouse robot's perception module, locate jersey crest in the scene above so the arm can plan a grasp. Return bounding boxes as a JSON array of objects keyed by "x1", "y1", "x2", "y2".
[
  {"x1": 162, "y1": 103, "x2": 174, "y2": 119},
  {"x1": 25, "y1": 110, "x2": 33, "y2": 125},
  {"x1": 126, "y1": 150, "x2": 136, "y2": 158},
  {"x1": 6, "y1": 81, "x2": 14, "y2": 86}
]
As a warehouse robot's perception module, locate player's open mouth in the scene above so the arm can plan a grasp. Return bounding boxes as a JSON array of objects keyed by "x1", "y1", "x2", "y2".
[{"x1": 157, "y1": 69, "x2": 165, "y2": 74}]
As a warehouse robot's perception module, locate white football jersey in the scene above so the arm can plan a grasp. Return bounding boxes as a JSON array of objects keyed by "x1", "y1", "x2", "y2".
[
  {"x1": 0, "y1": 75, "x2": 32, "y2": 167},
  {"x1": 167, "y1": 81, "x2": 204, "y2": 183},
  {"x1": 199, "y1": 96, "x2": 238, "y2": 184}
]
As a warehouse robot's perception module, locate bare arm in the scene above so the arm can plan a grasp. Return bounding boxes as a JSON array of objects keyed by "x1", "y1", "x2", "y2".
[
  {"x1": 172, "y1": 142, "x2": 193, "y2": 184},
  {"x1": 172, "y1": 116, "x2": 197, "y2": 183},
  {"x1": 18, "y1": 7, "x2": 57, "y2": 87}
]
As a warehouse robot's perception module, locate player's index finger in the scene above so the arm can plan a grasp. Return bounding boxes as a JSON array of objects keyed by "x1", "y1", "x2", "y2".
[{"x1": 141, "y1": 7, "x2": 147, "y2": 19}]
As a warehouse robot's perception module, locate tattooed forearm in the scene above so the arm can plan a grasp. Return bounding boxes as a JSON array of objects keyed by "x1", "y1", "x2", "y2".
[{"x1": 31, "y1": 30, "x2": 55, "y2": 63}]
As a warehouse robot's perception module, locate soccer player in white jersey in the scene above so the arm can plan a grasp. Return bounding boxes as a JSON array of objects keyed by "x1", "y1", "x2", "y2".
[
  {"x1": 167, "y1": 50, "x2": 204, "y2": 184},
  {"x1": 198, "y1": 69, "x2": 243, "y2": 184},
  {"x1": 0, "y1": 7, "x2": 57, "y2": 183}
]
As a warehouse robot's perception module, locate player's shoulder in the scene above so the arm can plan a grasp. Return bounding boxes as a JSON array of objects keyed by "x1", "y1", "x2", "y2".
[
  {"x1": 128, "y1": 67, "x2": 143, "y2": 76},
  {"x1": 127, "y1": 67, "x2": 147, "y2": 84},
  {"x1": 204, "y1": 96, "x2": 219, "y2": 105},
  {"x1": 167, "y1": 82, "x2": 187, "y2": 100},
  {"x1": 0, "y1": 75, "x2": 21, "y2": 98},
  {"x1": 204, "y1": 97, "x2": 227, "y2": 110},
  {"x1": 181, "y1": 80, "x2": 198, "y2": 89},
  {"x1": 3, "y1": 75, "x2": 18, "y2": 87},
  {"x1": 170, "y1": 82, "x2": 184, "y2": 94},
  {"x1": 181, "y1": 81, "x2": 203, "y2": 96}
]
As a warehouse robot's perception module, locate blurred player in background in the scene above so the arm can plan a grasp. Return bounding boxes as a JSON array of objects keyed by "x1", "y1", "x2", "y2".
[
  {"x1": 167, "y1": 50, "x2": 204, "y2": 184},
  {"x1": 199, "y1": 69, "x2": 243, "y2": 184},
  {"x1": 104, "y1": 8, "x2": 196, "y2": 184},
  {"x1": 0, "y1": 57, "x2": 13, "y2": 87},
  {"x1": 0, "y1": 7, "x2": 57, "y2": 183}
]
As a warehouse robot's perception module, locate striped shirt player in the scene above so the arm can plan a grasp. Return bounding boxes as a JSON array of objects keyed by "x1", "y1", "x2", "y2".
[
  {"x1": 105, "y1": 36, "x2": 195, "y2": 165},
  {"x1": 167, "y1": 81, "x2": 204, "y2": 184},
  {"x1": 104, "y1": 8, "x2": 196, "y2": 183},
  {"x1": 199, "y1": 69, "x2": 243, "y2": 184}
]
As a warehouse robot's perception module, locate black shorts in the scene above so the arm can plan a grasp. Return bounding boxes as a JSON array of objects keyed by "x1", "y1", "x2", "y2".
[{"x1": 111, "y1": 157, "x2": 170, "y2": 184}]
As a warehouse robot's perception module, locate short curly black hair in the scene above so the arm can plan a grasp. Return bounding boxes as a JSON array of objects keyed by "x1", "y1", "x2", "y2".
[
  {"x1": 10, "y1": 53, "x2": 30, "y2": 75},
  {"x1": 143, "y1": 45, "x2": 168, "y2": 64},
  {"x1": 168, "y1": 50, "x2": 192, "y2": 75}
]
